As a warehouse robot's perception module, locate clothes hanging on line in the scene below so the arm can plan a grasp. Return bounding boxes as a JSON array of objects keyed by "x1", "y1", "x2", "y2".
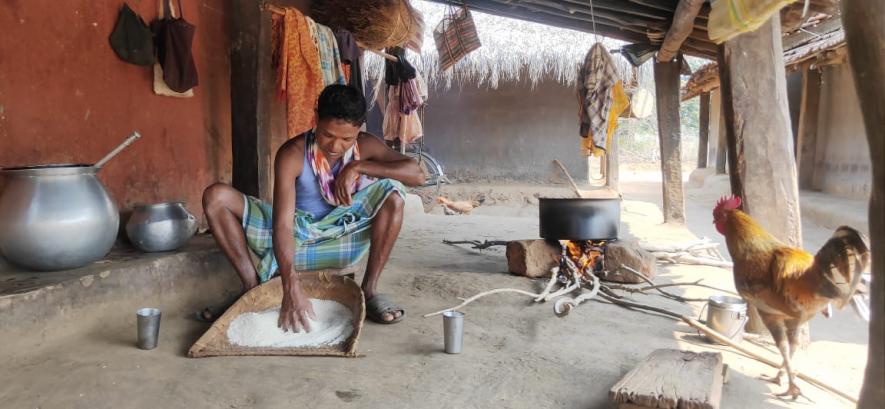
[
  {"x1": 272, "y1": 7, "x2": 323, "y2": 137},
  {"x1": 334, "y1": 28, "x2": 364, "y2": 98},
  {"x1": 577, "y1": 43, "x2": 629, "y2": 157},
  {"x1": 273, "y1": 7, "x2": 348, "y2": 138},
  {"x1": 384, "y1": 47, "x2": 417, "y2": 86},
  {"x1": 383, "y1": 84, "x2": 423, "y2": 144},
  {"x1": 313, "y1": 22, "x2": 346, "y2": 86}
]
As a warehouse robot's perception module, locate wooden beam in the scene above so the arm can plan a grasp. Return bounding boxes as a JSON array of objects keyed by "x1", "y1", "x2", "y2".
[
  {"x1": 841, "y1": 0, "x2": 885, "y2": 406},
  {"x1": 796, "y1": 68, "x2": 822, "y2": 190},
  {"x1": 561, "y1": 0, "x2": 671, "y2": 21},
  {"x1": 697, "y1": 92, "x2": 710, "y2": 168},
  {"x1": 657, "y1": 0, "x2": 705, "y2": 62},
  {"x1": 433, "y1": 0, "x2": 653, "y2": 44},
  {"x1": 230, "y1": 0, "x2": 271, "y2": 198},
  {"x1": 654, "y1": 57, "x2": 685, "y2": 224},
  {"x1": 427, "y1": 0, "x2": 719, "y2": 59}
]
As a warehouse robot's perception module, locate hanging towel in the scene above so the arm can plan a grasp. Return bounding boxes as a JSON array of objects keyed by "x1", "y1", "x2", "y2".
[
  {"x1": 272, "y1": 7, "x2": 324, "y2": 137},
  {"x1": 708, "y1": 0, "x2": 797, "y2": 44},
  {"x1": 577, "y1": 43, "x2": 629, "y2": 157},
  {"x1": 311, "y1": 19, "x2": 347, "y2": 86}
]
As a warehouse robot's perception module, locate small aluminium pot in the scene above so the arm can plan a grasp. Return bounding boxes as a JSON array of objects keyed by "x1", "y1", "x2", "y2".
[
  {"x1": 126, "y1": 202, "x2": 197, "y2": 252},
  {"x1": 539, "y1": 197, "x2": 620, "y2": 241},
  {"x1": 0, "y1": 164, "x2": 119, "y2": 271},
  {"x1": 705, "y1": 295, "x2": 748, "y2": 345}
]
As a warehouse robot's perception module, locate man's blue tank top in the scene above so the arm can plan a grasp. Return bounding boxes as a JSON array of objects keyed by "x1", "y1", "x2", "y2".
[{"x1": 295, "y1": 147, "x2": 341, "y2": 219}]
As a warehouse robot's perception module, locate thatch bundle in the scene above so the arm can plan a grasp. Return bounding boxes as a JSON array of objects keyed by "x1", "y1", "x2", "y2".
[{"x1": 312, "y1": 0, "x2": 423, "y2": 51}]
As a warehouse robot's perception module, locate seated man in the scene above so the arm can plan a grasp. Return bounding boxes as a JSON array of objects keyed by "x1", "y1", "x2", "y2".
[{"x1": 202, "y1": 84, "x2": 424, "y2": 330}]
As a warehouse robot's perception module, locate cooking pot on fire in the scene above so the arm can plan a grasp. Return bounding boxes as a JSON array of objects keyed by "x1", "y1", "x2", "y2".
[
  {"x1": 0, "y1": 132, "x2": 141, "y2": 271},
  {"x1": 539, "y1": 197, "x2": 620, "y2": 241}
]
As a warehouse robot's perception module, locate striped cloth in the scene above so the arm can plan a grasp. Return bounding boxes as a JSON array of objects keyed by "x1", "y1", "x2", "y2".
[
  {"x1": 310, "y1": 18, "x2": 347, "y2": 86},
  {"x1": 242, "y1": 179, "x2": 406, "y2": 282}
]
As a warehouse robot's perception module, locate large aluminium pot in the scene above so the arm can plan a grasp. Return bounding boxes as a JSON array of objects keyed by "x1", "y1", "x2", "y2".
[
  {"x1": 539, "y1": 197, "x2": 620, "y2": 241},
  {"x1": 0, "y1": 164, "x2": 119, "y2": 271}
]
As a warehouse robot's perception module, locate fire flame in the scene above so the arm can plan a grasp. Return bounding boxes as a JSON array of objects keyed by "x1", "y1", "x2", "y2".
[{"x1": 561, "y1": 240, "x2": 606, "y2": 279}]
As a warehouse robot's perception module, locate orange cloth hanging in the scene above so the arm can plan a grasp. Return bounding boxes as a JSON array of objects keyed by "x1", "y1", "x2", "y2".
[{"x1": 272, "y1": 8, "x2": 323, "y2": 137}]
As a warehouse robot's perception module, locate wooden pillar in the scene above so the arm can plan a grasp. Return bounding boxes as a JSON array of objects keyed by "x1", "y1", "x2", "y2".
[
  {"x1": 716, "y1": 93, "x2": 728, "y2": 175},
  {"x1": 654, "y1": 57, "x2": 685, "y2": 224},
  {"x1": 842, "y1": 0, "x2": 885, "y2": 406},
  {"x1": 717, "y1": 16, "x2": 802, "y2": 246},
  {"x1": 606, "y1": 131, "x2": 620, "y2": 193},
  {"x1": 655, "y1": 58, "x2": 685, "y2": 224},
  {"x1": 717, "y1": 15, "x2": 803, "y2": 336},
  {"x1": 796, "y1": 67, "x2": 822, "y2": 190},
  {"x1": 230, "y1": 0, "x2": 275, "y2": 200},
  {"x1": 697, "y1": 92, "x2": 711, "y2": 168}
]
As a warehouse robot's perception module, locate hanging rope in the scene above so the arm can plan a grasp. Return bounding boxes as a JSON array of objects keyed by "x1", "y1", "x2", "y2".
[{"x1": 588, "y1": 0, "x2": 600, "y2": 43}]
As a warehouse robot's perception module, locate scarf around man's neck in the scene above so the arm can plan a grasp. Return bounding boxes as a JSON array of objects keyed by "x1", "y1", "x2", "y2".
[{"x1": 306, "y1": 130, "x2": 373, "y2": 206}]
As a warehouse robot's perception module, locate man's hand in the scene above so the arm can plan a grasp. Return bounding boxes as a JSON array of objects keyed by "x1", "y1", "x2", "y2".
[
  {"x1": 278, "y1": 281, "x2": 317, "y2": 333},
  {"x1": 334, "y1": 161, "x2": 362, "y2": 206}
]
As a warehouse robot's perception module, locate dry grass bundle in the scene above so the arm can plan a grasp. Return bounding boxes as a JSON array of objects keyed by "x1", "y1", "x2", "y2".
[{"x1": 312, "y1": 0, "x2": 423, "y2": 50}]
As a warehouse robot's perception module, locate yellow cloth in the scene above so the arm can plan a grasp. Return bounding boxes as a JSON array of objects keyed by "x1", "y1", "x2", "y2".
[
  {"x1": 582, "y1": 81, "x2": 629, "y2": 157},
  {"x1": 708, "y1": 0, "x2": 798, "y2": 44}
]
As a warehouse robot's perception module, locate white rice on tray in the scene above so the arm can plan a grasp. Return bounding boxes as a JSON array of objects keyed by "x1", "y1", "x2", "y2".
[{"x1": 226, "y1": 299, "x2": 354, "y2": 348}]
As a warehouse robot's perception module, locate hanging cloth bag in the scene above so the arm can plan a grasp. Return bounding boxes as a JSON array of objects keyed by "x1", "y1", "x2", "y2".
[
  {"x1": 433, "y1": 5, "x2": 481, "y2": 71},
  {"x1": 152, "y1": 0, "x2": 198, "y2": 92},
  {"x1": 109, "y1": 3, "x2": 155, "y2": 67}
]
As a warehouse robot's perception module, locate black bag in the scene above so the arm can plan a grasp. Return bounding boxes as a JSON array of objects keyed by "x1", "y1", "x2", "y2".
[
  {"x1": 109, "y1": 3, "x2": 155, "y2": 66},
  {"x1": 152, "y1": 0, "x2": 198, "y2": 92}
]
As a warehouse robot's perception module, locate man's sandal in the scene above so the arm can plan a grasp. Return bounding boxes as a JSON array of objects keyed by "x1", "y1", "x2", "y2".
[{"x1": 366, "y1": 294, "x2": 405, "y2": 324}]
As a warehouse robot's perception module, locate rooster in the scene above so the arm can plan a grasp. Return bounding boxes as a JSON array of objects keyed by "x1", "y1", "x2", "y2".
[
  {"x1": 437, "y1": 196, "x2": 479, "y2": 215},
  {"x1": 712, "y1": 195, "x2": 870, "y2": 400}
]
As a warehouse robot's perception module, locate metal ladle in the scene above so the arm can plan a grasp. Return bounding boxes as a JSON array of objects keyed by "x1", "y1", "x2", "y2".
[{"x1": 95, "y1": 131, "x2": 142, "y2": 169}]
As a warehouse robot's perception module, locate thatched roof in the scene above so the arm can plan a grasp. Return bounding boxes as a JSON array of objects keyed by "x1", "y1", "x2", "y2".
[
  {"x1": 365, "y1": 1, "x2": 656, "y2": 90},
  {"x1": 681, "y1": 19, "x2": 847, "y2": 101}
]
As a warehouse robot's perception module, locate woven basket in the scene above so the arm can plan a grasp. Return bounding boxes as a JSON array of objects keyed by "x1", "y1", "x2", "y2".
[{"x1": 188, "y1": 272, "x2": 365, "y2": 358}]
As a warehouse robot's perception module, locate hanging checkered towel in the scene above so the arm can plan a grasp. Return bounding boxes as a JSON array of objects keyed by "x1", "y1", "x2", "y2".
[{"x1": 577, "y1": 43, "x2": 629, "y2": 156}]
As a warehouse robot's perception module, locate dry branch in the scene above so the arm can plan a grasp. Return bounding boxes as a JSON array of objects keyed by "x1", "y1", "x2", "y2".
[
  {"x1": 423, "y1": 288, "x2": 542, "y2": 317},
  {"x1": 443, "y1": 239, "x2": 509, "y2": 250}
]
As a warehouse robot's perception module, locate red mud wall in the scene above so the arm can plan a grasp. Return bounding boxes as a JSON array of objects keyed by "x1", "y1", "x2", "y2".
[{"x1": 0, "y1": 0, "x2": 231, "y2": 222}]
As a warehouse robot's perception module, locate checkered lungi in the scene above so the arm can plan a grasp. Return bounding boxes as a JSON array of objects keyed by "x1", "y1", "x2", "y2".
[{"x1": 242, "y1": 179, "x2": 405, "y2": 282}]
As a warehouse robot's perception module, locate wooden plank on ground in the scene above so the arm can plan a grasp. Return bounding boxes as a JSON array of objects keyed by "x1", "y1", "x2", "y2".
[{"x1": 610, "y1": 349, "x2": 724, "y2": 409}]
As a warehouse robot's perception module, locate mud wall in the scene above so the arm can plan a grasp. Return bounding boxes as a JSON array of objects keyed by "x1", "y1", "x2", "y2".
[
  {"x1": 368, "y1": 77, "x2": 588, "y2": 183},
  {"x1": 0, "y1": 0, "x2": 232, "y2": 220},
  {"x1": 814, "y1": 63, "x2": 872, "y2": 199}
]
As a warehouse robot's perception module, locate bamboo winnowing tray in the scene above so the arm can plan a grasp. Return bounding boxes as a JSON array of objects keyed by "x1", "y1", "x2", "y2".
[{"x1": 188, "y1": 272, "x2": 365, "y2": 357}]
